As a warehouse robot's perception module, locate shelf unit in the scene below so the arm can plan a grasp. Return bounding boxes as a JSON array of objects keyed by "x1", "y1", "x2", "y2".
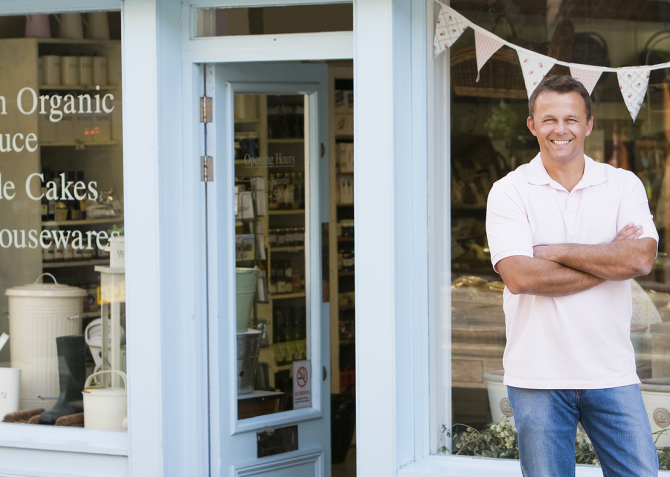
[
  {"x1": 42, "y1": 216, "x2": 123, "y2": 227},
  {"x1": 328, "y1": 65, "x2": 355, "y2": 395},
  {"x1": 234, "y1": 94, "x2": 308, "y2": 395},
  {"x1": 43, "y1": 259, "x2": 110, "y2": 269}
]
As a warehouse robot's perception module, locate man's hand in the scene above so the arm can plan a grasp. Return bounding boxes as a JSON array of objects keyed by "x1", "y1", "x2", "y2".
[
  {"x1": 534, "y1": 223, "x2": 643, "y2": 261},
  {"x1": 497, "y1": 255, "x2": 604, "y2": 296},
  {"x1": 532, "y1": 224, "x2": 655, "y2": 281},
  {"x1": 613, "y1": 223, "x2": 644, "y2": 242}
]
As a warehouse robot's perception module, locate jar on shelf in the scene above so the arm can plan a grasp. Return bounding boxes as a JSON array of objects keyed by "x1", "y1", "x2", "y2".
[
  {"x1": 268, "y1": 229, "x2": 278, "y2": 247},
  {"x1": 295, "y1": 227, "x2": 305, "y2": 246},
  {"x1": 277, "y1": 229, "x2": 286, "y2": 247},
  {"x1": 285, "y1": 228, "x2": 295, "y2": 246}
]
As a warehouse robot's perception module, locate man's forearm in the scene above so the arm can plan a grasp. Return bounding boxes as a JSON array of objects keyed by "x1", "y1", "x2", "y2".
[
  {"x1": 497, "y1": 255, "x2": 604, "y2": 296},
  {"x1": 534, "y1": 238, "x2": 656, "y2": 280}
]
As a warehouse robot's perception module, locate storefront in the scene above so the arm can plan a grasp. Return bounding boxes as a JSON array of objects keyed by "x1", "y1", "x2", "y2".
[{"x1": 0, "y1": 1, "x2": 669, "y2": 476}]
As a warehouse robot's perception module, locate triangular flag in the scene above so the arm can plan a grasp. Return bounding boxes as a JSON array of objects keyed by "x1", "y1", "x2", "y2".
[
  {"x1": 569, "y1": 67, "x2": 602, "y2": 95},
  {"x1": 475, "y1": 30, "x2": 504, "y2": 82},
  {"x1": 617, "y1": 69, "x2": 650, "y2": 122},
  {"x1": 433, "y1": 6, "x2": 468, "y2": 57},
  {"x1": 517, "y1": 50, "x2": 555, "y2": 98}
]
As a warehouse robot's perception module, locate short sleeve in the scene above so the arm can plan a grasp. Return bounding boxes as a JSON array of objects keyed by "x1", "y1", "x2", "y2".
[
  {"x1": 617, "y1": 172, "x2": 659, "y2": 251},
  {"x1": 486, "y1": 180, "x2": 534, "y2": 273}
]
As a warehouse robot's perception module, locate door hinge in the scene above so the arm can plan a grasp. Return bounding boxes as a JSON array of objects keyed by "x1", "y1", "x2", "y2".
[
  {"x1": 201, "y1": 156, "x2": 214, "y2": 182},
  {"x1": 200, "y1": 97, "x2": 213, "y2": 123}
]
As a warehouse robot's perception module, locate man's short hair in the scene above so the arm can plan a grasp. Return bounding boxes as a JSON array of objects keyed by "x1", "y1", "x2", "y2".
[{"x1": 528, "y1": 75, "x2": 592, "y2": 120}]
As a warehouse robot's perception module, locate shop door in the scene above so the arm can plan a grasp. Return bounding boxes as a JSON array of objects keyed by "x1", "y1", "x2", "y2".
[{"x1": 204, "y1": 63, "x2": 331, "y2": 477}]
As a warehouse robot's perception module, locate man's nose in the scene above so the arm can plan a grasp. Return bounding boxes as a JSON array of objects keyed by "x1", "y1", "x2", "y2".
[{"x1": 554, "y1": 121, "x2": 567, "y2": 134}]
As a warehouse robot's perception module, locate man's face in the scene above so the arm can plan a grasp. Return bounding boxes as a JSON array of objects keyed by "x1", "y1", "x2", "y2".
[{"x1": 527, "y1": 91, "x2": 593, "y2": 166}]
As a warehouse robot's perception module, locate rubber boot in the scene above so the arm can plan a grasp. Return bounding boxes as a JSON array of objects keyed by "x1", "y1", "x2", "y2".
[{"x1": 38, "y1": 335, "x2": 86, "y2": 425}]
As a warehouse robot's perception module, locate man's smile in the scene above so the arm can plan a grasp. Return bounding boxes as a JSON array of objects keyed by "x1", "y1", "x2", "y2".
[{"x1": 550, "y1": 139, "x2": 571, "y2": 145}]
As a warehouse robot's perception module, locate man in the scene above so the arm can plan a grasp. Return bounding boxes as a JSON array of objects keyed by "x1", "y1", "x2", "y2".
[{"x1": 486, "y1": 75, "x2": 659, "y2": 476}]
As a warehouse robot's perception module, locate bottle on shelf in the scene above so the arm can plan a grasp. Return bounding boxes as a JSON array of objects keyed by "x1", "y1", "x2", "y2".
[
  {"x1": 276, "y1": 173, "x2": 286, "y2": 210},
  {"x1": 297, "y1": 172, "x2": 305, "y2": 209},
  {"x1": 40, "y1": 174, "x2": 49, "y2": 222},
  {"x1": 77, "y1": 171, "x2": 87, "y2": 219},
  {"x1": 268, "y1": 173, "x2": 277, "y2": 210},
  {"x1": 68, "y1": 171, "x2": 81, "y2": 220},
  {"x1": 54, "y1": 171, "x2": 68, "y2": 221}
]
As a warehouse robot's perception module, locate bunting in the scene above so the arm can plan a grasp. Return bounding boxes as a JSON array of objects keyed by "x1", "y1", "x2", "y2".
[
  {"x1": 617, "y1": 69, "x2": 650, "y2": 122},
  {"x1": 517, "y1": 51, "x2": 555, "y2": 98},
  {"x1": 569, "y1": 67, "x2": 602, "y2": 95},
  {"x1": 474, "y1": 30, "x2": 503, "y2": 82},
  {"x1": 433, "y1": 6, "x2": 468, "y2": 57},
  {"x1": 433, "y1": 1, "x2": 670, "y2": 121}
]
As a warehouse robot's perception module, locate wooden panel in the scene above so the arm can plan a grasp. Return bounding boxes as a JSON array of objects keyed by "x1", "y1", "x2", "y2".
[
  {"x1": 452, "y1": 359, "x2": 483, "y2": 384},
  {"x1": 652, "y1": 323, "x2": 670, "y2": 378},
  {"x1": 0, "y1": 39, "x2": 41, "y2": 365}
]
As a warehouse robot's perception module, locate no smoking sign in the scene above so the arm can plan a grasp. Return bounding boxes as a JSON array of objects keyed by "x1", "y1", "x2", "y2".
[{"x1": 292, "y1": 360, "x2": 312, "y2": 409}]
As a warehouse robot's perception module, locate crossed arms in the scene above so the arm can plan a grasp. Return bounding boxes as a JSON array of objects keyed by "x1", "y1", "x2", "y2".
[{"x1": 497, "y1": 224, "x2": 657, "y2": 297}]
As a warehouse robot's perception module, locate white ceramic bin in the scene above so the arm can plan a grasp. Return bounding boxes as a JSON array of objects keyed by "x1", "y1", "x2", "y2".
[{"x1": 5, "y1": 273, "x2": 86, "y2": 410}]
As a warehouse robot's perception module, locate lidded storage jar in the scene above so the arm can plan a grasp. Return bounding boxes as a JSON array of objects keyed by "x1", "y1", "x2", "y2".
[{"x1": 5, "y1": 273, "x2": 86, "y2": 410}]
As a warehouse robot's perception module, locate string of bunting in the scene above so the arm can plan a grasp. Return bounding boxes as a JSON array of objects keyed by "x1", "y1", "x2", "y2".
[{"x1": 433, "y1": 1, "x2": 670, "y2": 121}]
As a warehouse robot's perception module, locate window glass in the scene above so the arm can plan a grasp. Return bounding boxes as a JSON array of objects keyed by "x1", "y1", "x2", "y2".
[
  {"x1": 234, "y1": 93, "x2": 311, "y2": 419},
  {"x1": 0, "y1": 11, "x2": 126, "y2": 431},
  {"x1": 433, "y1": 1, "x2": 670, "y2": 463},
  {"x1": 197, "y1": 4, "x2": 353, "y2": 37}
]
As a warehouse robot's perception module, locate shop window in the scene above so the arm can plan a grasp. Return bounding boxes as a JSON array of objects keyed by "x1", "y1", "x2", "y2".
[
  {"x1": 430, "y1": 0, "x2": 670, "y2": 466},
  {"x1": 0, "y1": 11, "x2": 126, "y2": 432},
  {"x1": 234, "y1": 93, "x2": 312, "y2": 419},
  {"x1": 196, "y1": 4, "x2": 353, "y2": 37}
]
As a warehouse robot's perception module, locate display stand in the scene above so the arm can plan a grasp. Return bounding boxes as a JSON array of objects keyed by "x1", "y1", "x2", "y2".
[{"x1": 94, "y1": 265, "x2": 125, "y2": 388}]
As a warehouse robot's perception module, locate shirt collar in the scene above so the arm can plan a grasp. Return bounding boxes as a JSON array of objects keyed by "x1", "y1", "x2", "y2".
[{"x1": 526, "y1": 153, "x2": 607, "y2": 190}]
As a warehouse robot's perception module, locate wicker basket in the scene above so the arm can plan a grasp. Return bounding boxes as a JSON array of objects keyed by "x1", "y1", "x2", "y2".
[{"x1": 450, "y1": 46, "x2": 527, "y2": 99}]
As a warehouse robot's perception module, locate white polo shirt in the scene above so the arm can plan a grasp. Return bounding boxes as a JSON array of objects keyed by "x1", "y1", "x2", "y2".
[{"x1": 486, "y1": 153, "x2": 658, "y2": 389}]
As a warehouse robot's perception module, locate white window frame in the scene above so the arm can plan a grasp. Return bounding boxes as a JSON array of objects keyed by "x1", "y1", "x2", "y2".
[{"x1": 0, "y1": 2, "x2": 132, "y2": 476}]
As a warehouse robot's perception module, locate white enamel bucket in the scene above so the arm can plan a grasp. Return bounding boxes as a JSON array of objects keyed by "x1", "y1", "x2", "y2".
[
  {"x1": 5, "y1": 274, "x2": 86, "y2": 410},
  {"x1": 83, "y1": 370, "x2": 127, "y2": 431}
]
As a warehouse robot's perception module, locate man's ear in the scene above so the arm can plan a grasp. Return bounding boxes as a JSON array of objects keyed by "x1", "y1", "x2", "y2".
[
  {"x1": 527, "y1": 116, "x2": 538, "y2": 137},
  {"x1": 585, "y1": 116, "x2": 594, "y2": 137}
]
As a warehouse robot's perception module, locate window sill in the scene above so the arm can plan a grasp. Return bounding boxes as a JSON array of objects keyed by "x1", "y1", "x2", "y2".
[
  {"x1": 398, "y1": 455, "x2": 644, "y2": 477},
  {"x1": 0, "y1": 423, "x2": 128, "y2": 456}
]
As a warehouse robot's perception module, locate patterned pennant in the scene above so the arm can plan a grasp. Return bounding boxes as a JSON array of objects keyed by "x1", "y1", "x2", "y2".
[
  {"x1": 517, "y1": 50, "x2": 555, "y2": 98},
  {"x1": 433, "y1": 6, "x2": 468, "y2": 57},
  {"x1": 569, "y1": 67, "x2": 602, "y2": 95},
  {"x1": 617, "y1": 69, "x2": 650, "y2": 122},
  {"x1": 475, "y1": 30, "x2": 504, "y2": 82}
]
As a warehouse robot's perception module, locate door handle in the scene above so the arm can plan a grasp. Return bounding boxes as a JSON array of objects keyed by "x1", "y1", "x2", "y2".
[{"x1": 323, "y1": 366, "x2": 327, "y2": 381}]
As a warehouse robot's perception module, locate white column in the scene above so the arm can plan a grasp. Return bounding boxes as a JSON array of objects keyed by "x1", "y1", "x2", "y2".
[{"x1": 354, "y1": 0, "x2": 420, "y2": 474}]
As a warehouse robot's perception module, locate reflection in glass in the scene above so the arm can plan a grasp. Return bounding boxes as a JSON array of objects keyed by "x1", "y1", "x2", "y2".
[
  {"x1": 197, "y1": 5, "x2": 353, "y2": 37},
  {"x1": 443, "y1": 4, "x2": 670, "y2": 463},
  {"x1": 234, "y1": 94, "x2": 310, "y2": 419},
  {"x1": 0, "y1": 11, "x2": 126, "y2": 431}
]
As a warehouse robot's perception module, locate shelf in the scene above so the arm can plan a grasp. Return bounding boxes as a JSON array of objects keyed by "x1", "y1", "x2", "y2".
[
  {"x1": 270, "y1": 246, "x2": 305, "y2": 253},
  {"x1": 337, "y1": 236, "x2": 354, "y2": 242},
  {"x1": 37, "y1": 39, "x2": 121, "y2": 46},
  {"x1": 339, "y1": 305, "x2": 355, "y2": 311},
  {"x1": 42, "y1": 216, "x2": 123, "y2": 226},
  {"x1": 452, "y1": 204, "x2": 487, "y2": 210},
  {"x1": 40, "y1": 140, "x2": 119, "y2": 147},
  {"x1": 234, "y1": 118, "x2": 261, "y2": 124},
  {"x1": 267, "y1": 138, "x2": 304, "y2": 144},
  {"x1": 43, "y1": 259, "x2": 109, "y2": 269},
  {"x1": 338, "y1": 271, "x2": 355, "y2": 277},
  {"x1": 269, "y1": 209, "x2": 305, "y2": 215},
  {"x1": 337, "y1": 203, "x2": 354, "y2": 207},
  {"x1": 270, "y1": 292, "x2": 306, "y2": 300},
  {"x1": 40, "y1": 85, "x2": 117, "y2": 91},
  {"x1": 340, "y1": 339, "x2": 355, "y2": 346},
  {"x1": 80, "y1": 311, "x2": 101, "y2": 319},
  {"x1": 336, "y1": 134, "x2": 354, "y2": 140}
]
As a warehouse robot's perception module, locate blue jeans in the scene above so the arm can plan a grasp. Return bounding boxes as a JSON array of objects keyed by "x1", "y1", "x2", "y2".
[{"x1": 507, "y1": 385, "x2": 658, "y2": 477}]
